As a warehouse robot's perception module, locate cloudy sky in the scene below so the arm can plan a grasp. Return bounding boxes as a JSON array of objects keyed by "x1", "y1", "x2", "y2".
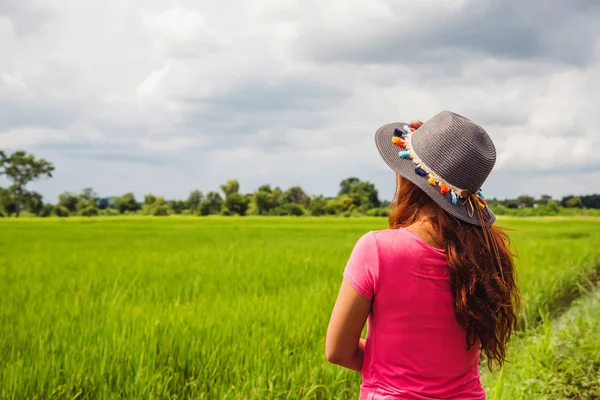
[{"x1": 1, "y1": 0, "x2": 600, "y2": 202}]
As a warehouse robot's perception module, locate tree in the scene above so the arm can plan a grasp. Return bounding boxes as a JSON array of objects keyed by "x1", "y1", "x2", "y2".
[
  {"x1": 141, "y1": 194, "x2": 157, "y2": 215},
  {"x1": 23, "y1": 191, "x2": 44, "y2": 215},
  {"x1": 338, "y1": 177, "x2": 361, "y2": 196},
  {"x1": 152, "y1": 196, "x2": 170, "y2": 216},
  {"x1": 76, "y1": 188, "x2": 98, "y2": 216},
  {"x1": 271, "y1": 187, "x2": 283, "y2": 208},
  {"x1": 79, "y1": 188, "x2": 97, "y2": 206},
  {"x1": 282, "y1": 186, "x2": 310, "y2": 207},
  {"x1": 170, "y1": 200, "x2": 186, "y2": 214},
  {"x1": 254, "y1": 190, "x2": 272, "y2": 215},
  {"x1": 144, "y1": 194, "x2": 156, "y2": 206},
  {"x1": 40, "y1": 203, "x2": 54, "y2": 217},
  {"x1": 348, "y1": 181, "x2": 380, "y2": 210},
  {"x1": 254, "y1": 185, "x2": 276, "y2": 215},
  {"x1": 80, "y1": 205, "x2": 99, "y2": 217},
  {"x1": 97, "y1": 197, "x2": 112, "y2": 210},
  {"x1": 219, "y1": 179, "x2": 249, "y2": 216},
  {"x1": 503, "y1": 199, "x2": 519, "y2": 209},
  {"x1": 58, "y1": 192, "x2": 80, "y2": 214},
  {"x1": 224, "y1": 193, "x2": 250, "y2": 216},
  {"x1": 547, "y1": 200, "x2": 560, "y2": 213},
  {"x1": 337, "y1": 177, "x2": 380, "y2": 212},
  {"x1": 282, "y1": 202, "x2": 305, "y2": 216},
  {"x1": 581, "y1": 194, "x2": 600, "y2": 209},
  {"x1": 565, "y1": 197, "x2": 584, "y2": 209},
  {"x1": 0, "y1": 187, "x2": 17, "y2": 216},
  {"x1": 199, "y1": 191, "x2": 223, "y2": 216},
  {"x1": 309, "y1": 195, "x2": 327, "y2": 216},
  {"x1": 116, "y1": 193, "x2": 140, "y2": 214},
  {"x1": 339, "y1": 194, "x2": 354, "y2": 213},
  {"x1": 516, "y1": 195, "x2": 536, "y2": 208},
  {"x1": 220, "y1": 179, "x2": 240, "y2": 197},
  {"x1": 186, "y1": 190, "x2": 204, "y2": 212},
  {"x1": 537, "y1": 194, "x2": 552, "y2": 206},
  {"x1": 0, "y1": 150, "x2": 54, "y2": 217},
  {"x1": 54, "y1": 205, "x2": 70, "y2": 217},
  {"x1": 140, "y1": 194, "x2": 167, "y2": 216},
  {"x1": 325, "y1": 198, "x2": 342, "y2": 215}
]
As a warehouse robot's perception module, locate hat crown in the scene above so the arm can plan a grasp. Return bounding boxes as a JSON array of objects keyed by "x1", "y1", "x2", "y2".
[{"x1": 410, "y1": 111, "x2": 496, "y2": 193}]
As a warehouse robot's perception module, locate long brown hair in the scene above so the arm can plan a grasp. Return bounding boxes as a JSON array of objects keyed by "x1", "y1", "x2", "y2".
[{"x1": 389, "y1": 175, "x2": 519, "y2": 371}]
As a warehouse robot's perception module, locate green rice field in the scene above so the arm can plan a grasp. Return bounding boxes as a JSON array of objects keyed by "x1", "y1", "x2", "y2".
[{"x1": 1, "y1": 217, "x2": 599, "y2": 399}]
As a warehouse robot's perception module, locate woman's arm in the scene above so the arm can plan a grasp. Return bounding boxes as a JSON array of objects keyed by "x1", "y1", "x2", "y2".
[{"x1": 326, "y1": 279, "x2": 371, "y2": 372}]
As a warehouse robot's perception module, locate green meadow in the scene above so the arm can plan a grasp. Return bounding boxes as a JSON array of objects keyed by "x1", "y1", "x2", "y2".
[{"x1": 1, "y1": 217, "x2": 599, "y2": 399}]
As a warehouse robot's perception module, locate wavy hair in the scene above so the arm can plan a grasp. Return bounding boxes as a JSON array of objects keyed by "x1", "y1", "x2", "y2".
[{"x1": 388, "y1": 175, "x2": 520, "y2": 371}]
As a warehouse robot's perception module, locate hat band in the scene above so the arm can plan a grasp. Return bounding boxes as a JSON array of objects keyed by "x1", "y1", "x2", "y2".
[{"x1": 393, "y1": 125, "x2": 487, "y2": 209}]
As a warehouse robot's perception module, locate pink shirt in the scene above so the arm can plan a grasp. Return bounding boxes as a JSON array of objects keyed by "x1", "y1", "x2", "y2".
[{"x1": 343, "y1": 228, "x2": 485, "y2": 400}]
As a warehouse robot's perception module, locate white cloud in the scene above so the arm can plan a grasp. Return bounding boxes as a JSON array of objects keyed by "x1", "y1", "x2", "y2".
[
  {"x1": 141, "y1": 6, "x2": 222, "y2": 58},
  {"x1": 137, "y1": 63, "x2": 172, "y2": 96},
  {"x1": 1, "y1": 0, "x2": 599, "y2": 202},
  {"x1": 0, "y1": 127, "x2": 69, "y2": 149},
  {"x1": 142, "y1": 6, "x2": 207, "y2": 42}
]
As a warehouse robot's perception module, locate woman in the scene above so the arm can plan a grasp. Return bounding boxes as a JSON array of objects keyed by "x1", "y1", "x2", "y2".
[{"x1": 326, "y1": 111, "x2": 519, "y2": 399}]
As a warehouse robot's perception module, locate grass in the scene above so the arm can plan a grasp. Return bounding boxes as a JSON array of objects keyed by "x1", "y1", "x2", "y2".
[
  {"x1": 0, "y1": 216, "x2": 599, "y2": 399},
  {"x1": 482, "y1": 289, "x2": 600, "y2": 399},
  {"x1": 500, "y1": 218, "x2": 600, "y2": 327}
]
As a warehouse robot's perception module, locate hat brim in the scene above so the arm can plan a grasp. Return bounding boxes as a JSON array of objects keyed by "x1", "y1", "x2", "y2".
[{"x1": 375, "y1": 122, "x2": 495, "y2": 227}]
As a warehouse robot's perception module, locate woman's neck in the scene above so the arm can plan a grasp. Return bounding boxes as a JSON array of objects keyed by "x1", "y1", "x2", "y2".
[{"x1": 407, "y1": 215, "x2": 444, "y2": 249}]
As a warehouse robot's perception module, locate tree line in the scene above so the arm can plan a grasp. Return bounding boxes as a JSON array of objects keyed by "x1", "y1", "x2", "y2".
[{"x1": 1, "y1": 150, "x2": 599, "y2": 218}]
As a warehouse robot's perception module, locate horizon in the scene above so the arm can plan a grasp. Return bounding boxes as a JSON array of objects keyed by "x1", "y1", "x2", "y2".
[{"x1": 6, "y1": 170, "x2": 596, "y2": 205}]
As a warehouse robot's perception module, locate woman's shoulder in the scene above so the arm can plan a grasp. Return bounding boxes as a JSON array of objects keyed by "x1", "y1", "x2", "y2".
[
  {"x1": 369, "y1": 227, "x2": 413, "y2": 242},
  {"x1": 369, "y1": 228, "x2": 445, "y2": 255}
]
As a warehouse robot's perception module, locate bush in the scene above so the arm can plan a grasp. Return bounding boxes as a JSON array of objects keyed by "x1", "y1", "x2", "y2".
[
  {"x1": 80, "y1": 206, "x2": 99, "y2": 217},
  {"x1": 40, "y1": 204, "x2": 54, "y2": 217},
  {"x1": 198, "y1": 202, "x2": 210, "y2": 216},
  {"x1": 152, "y1": 205, "x2": 170, "y2": 216},
  {"x1": 101, "y1": 208, "x2": 120, "y2": 217},
  {"x1": 268, "y1": 207, "x2": 286, "y2": 216},
  {"x1": 366, "y1": 207, "x2": 389, "y2": 217},
  {"x1": 221, "y1": 208, "x2": 233, "y2": 216},
  {"x1": 309, "y1": 196, "x2": 327, "y2": 216},
  {"x1": 310, "y1": 207, "x2": 326, "y2": 217},
  {"x1": 325, "y1": 199, "x2": 342, "y2": 215},
  {"x1": 140, "y1": 205, "x2": 153, "y2": 216},
  {"x1": 547, "y1": 201, "x2": 560, "y2": 214},
  {"x1": 490, "y1": 204, "x2": 510, "y2": 216},
  {"x1": 530, "y1": 205, "x2": 558, "y2": 217},
  {"x1": 54, "y1": 205, "x2": 70, "y2": 217},
  {"x1": 565, "y1": 197, "x2": 584, "y2": 208},
  {"x1": 224, "y1": 193, "x2": 249, "y2": 216},
  {"x1": 283, "y1": 203, "x2": 306, "y2": 216}
]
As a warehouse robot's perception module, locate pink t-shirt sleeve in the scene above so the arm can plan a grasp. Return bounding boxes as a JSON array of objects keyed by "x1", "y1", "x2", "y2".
[{"x1": 343, "y1": 231, "x2": 379, "y2": 300}]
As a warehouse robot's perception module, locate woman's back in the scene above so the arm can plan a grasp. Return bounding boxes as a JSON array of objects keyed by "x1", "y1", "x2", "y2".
[
  {"x1": 326, "y1": 112, "x2": 518, "y2": 400},
  {"x1": 344, "y1": 228, "x2": 485, "y2": 399}
]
